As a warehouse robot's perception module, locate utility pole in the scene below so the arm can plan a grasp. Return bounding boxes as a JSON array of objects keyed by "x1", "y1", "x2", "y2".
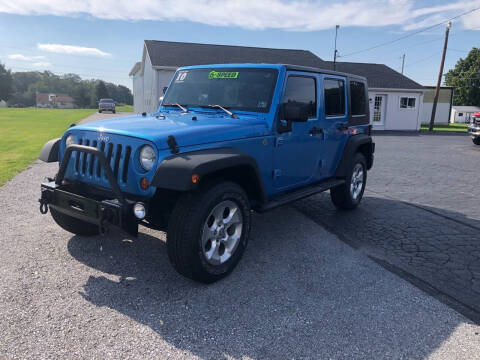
[
  {"x1": 401, "y1": 54, "x2": 405, "y2": 74},
  {"x1": 429, "y1": 22, "x2": 452, "y2": 131},
  {"x1": 333, "y1": 25, "x2": 340, "y2": 71}
]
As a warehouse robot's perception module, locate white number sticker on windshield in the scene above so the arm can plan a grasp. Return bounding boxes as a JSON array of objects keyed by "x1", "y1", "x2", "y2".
[{"x1": 176, "y1": 71, "x2": 188, "y2": 82}]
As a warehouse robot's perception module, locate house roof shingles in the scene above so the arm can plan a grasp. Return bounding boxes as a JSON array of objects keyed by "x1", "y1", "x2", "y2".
[
  {"x1": 323, "y1": 61, "x2": 424, "y2": 90},
  {"x1": 144, "y1": 40, "x2": 325, "y2": 68},
  {"x1": 141, "y1": 40, "x2": 423, "y2": 91}
]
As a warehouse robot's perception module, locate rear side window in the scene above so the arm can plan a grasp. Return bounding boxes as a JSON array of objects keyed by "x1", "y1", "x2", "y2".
[
  {"x1": 324, "y1": 79, "x2": 345, "y2": 116},
  {"x1": 283, "y1": 76, "x2": 317, "y2": 118},
  {"x1": 350, "y1": 81, "x2": 366, "y2": 116}
]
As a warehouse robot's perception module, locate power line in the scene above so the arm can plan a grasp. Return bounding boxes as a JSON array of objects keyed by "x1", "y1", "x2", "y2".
[{"x1": 339, "y1": 6, "x2": 480, "y2": 58}]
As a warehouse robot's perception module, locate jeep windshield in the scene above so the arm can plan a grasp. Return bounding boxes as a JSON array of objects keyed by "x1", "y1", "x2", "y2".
[{"x1": 162, "y1": 68, "x2": 278, "y2": 113}]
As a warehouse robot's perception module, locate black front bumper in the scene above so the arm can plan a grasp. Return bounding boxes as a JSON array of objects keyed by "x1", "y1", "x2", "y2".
[{"x1": 39, "y1": 144, "x2": 141, "y2": 236}]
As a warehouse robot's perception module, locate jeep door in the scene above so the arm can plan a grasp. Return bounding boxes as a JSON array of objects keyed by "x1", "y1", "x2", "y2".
[
  {"x1": 273, "y1": 72, "x2": 324, "y2": 190},
  {"x1": 319, "y1": 75, "x2": 349, "y2": 177}
]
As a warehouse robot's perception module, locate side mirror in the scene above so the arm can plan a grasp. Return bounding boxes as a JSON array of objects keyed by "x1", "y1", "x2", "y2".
[
  {"x1": 282, "y1": 102, "x2": 309, "y2": 122},
  {"x1": 159, "y1": 96, "x2": 164, "y2": 104}
]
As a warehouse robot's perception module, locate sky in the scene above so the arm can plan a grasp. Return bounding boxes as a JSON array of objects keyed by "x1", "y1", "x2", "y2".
[{"x1": 0, "y1": 0, "x2": 479, "y2": 90}]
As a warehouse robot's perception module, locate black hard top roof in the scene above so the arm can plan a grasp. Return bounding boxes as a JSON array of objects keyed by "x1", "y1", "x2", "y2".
[{"x1": 284, "y1": 64, "x2": 367, "y2": 82}]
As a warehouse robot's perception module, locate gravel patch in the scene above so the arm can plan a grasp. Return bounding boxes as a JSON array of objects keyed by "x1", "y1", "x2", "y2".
[{"x1": 0, "y1": 161, "x2": 478, "y2": 359}]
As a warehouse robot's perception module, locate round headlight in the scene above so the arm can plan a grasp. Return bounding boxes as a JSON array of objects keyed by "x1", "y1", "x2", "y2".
[
  {"x1": 139, "y1": 145, "x2": 156, "y2": 171},
  {"x1": 66, "y1": 134, "x2": 75, "y2": 147}
]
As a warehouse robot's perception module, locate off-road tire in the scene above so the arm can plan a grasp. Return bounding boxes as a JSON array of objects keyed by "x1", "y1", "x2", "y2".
[
  {"x1": 167, "y1": 181, "x2": 251, "y2": 284},
  {"x1": 330, "y1": 152, "x2": 367, "y2": 210},
  {"x1": 473, "y1": 137, "x2": 480, "y2": 145},
  {"x1": 50, "y1": 208, "x2": 99, "y2": 236}
]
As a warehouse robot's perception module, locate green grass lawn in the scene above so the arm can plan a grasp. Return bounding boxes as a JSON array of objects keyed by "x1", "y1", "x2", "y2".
[
  {"x1": 116, "y1": 105, "x2": 133, "y2": 112},
  {"x1": 0, "y1": 108, "x2": 96, "y2": 186},
  {"x1": 420, "y1": 123, "x2": 469, "y2": 133}
]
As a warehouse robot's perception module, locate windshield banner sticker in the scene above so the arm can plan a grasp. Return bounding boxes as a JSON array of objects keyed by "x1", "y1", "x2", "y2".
[{"x1": 209, "y1": 71, "x2": 239, "y2": 79}]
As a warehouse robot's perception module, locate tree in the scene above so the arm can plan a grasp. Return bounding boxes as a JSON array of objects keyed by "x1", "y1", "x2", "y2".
[
  {"x1": 73, "y1": 84, "x2": 90, "y2": 108},
  {"x1": 445, "y1": 47, "x2": 480, "y2": 106},
  {"x1": 7, "y1": 70, "x2": 132, "y2": 108},
  {"x1": 94, "y1": 80, "x2": 109, "y2": 102},
  {"x1": 0, "y1": 63, "x2": 14, "y2": 101}
]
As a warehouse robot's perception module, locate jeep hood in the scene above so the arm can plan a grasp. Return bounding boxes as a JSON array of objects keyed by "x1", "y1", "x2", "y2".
[{"x1": 72, "y1": 112, "x2": 270, "y2": 150}]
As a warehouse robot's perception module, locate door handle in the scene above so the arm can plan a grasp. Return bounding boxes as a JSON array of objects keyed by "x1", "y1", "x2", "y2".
[{"x1": 309, "y1": 127, "x2": 324, "y2": 135}]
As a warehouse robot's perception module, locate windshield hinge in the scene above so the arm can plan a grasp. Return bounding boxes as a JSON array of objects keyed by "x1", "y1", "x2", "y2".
[{"x1": 167, "y1": 135, "x2": 179, "y2": 154}]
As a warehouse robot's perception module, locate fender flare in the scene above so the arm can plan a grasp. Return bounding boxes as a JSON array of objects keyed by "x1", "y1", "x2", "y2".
[
  {"x1": 151, "y1": 147, "x2": 267, "y2": 203},
  {"x1": 39, "y1": 138, "x2": 61, "y2": 163},
  {"x1": 334, "y1": 134, "x2": 374, "y2": 177}
]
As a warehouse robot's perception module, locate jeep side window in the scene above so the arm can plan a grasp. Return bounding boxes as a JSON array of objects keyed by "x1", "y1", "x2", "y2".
[
  {"x1": 324, "y1": 79, "x2": 345, "y2": 117},
  {"x1": 283, "y1": 76, "x2": 316, "y2": 118},
  {"x1": 350, "y1": 81, "x2": 366, "y2": 116}
]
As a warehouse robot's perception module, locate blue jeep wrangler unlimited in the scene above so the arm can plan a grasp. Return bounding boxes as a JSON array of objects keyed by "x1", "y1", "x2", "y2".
[{"x1": 39, "y1": 64, "x2": 374, "y2": 283}]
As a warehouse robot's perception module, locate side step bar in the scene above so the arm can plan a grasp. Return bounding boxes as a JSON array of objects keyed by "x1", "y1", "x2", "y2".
[{"x1": 258, "y1": 178, "x2": 345, "y2": 212}]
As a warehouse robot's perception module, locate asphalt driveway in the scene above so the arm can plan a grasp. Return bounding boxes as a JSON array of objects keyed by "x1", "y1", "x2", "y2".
[
  {"x1": 0, "y1": 133, "x2": 479, "y2": 359},
  {"x1": 296, "y1": 133, "x2": 480, "y2": 322}
]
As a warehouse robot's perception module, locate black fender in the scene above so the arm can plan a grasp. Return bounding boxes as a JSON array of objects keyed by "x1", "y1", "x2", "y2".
[
  {"x1": 151, "y1": 147, "x2": 267, "y2": 204},
  {"x1": 39, "y1": 138, "x2": 61, "y2": 163},
  {"x1": 335, "y1": 134, "x2": 375, "y2": 177}
]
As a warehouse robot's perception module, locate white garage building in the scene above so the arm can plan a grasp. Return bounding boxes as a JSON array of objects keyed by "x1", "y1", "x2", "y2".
[
  {"x1": 450, "y1": 106, "x2": 480, "y2": 123},
  {"x1": 420, "y1": 86, "x2": 454, "y2": 125},
  {"x1": 130, "y1": 40, "x2": 427, "y2": 130}
]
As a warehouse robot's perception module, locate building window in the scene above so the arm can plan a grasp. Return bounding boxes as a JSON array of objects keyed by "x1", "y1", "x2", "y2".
[
  {"x1": 400, "y1": 97, "x2": 416, "y2": 109},
  {"x1": 324, "y1": 78, "x2": 345, "y2": 116},
  {"x1": 458, "y1": 112, "x2": 463, "y2": 116},
  {"x1": 350, "y1": 81, "x2": 366, "y2": 116}
]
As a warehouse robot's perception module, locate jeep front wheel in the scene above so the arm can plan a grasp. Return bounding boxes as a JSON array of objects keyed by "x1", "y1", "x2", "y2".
[
  {"x1": 167, "y1": 181, "x2": 251, "y2": 283},
  {"x1": 330, "y1": 152, "x2": 367, "y2": 210}
]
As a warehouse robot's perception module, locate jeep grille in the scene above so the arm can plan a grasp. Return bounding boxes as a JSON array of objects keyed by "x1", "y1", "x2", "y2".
[{"x1": 74, "y1": 138, "x2": 131, "y2": 184}]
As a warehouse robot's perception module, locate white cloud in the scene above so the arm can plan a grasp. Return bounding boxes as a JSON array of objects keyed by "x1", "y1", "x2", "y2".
[
  {"x1": 462, "y1": 10, "x2": 480, "y2": 30},
  {"x1": 37, "y1": 43, "x2": 110, "y2": 57},
  {"x1": 7, "y1": 53, "x2": 45, "y2": 61},
  {"x1": 32, "y1": 61, "x2": 51, "y2": 67},
  {"x1": 0, "y1": 0, "x2": 479, "y2": 31}
]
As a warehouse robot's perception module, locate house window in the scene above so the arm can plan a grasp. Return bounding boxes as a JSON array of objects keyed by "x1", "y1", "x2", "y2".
[
  {"x1": 324, "y1": 78, "x2": 345, "y2": 116},
  {"x1": 350, "y1": 81, "x2": 366, "y2": 116},
  {"x1": 400, "y1": 97, "x2": 416, "y2": 109},
  {"x1": 458, "y1": 112, "x2": 463, "y2": 116}
]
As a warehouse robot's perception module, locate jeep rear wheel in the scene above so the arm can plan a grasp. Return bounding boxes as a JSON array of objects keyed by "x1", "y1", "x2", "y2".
[
  {"x1": 50, "y1": 208, "x2": 99, "y2": 236},
  {"x1": 167, "y1": 181, "x2": 251, "y2": 283},
  {"x1": 330, "y1": 152, "x2": 367, "y2": 210}
]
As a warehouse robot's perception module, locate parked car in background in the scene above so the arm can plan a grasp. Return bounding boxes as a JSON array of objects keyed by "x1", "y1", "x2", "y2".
[
  {"x1": 39, "y1": 63, "x2": 375, "y2": 283},
  {"x1": 98, "y1": 98, "x2": 116, "y2": 113},
  {"x1": 468, "y1": 111, "x2": 480, "y2": 145}
]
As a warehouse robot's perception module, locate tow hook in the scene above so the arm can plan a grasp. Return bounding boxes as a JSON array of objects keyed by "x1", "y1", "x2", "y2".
[{"x1": 39, "y1": 199, "x2": 48, "y2": 214}]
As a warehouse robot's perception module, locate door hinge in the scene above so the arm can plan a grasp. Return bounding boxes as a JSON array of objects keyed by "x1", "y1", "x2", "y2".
[{"x1": 275, "y1": 137, "x2": 284, "y2": 147}]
